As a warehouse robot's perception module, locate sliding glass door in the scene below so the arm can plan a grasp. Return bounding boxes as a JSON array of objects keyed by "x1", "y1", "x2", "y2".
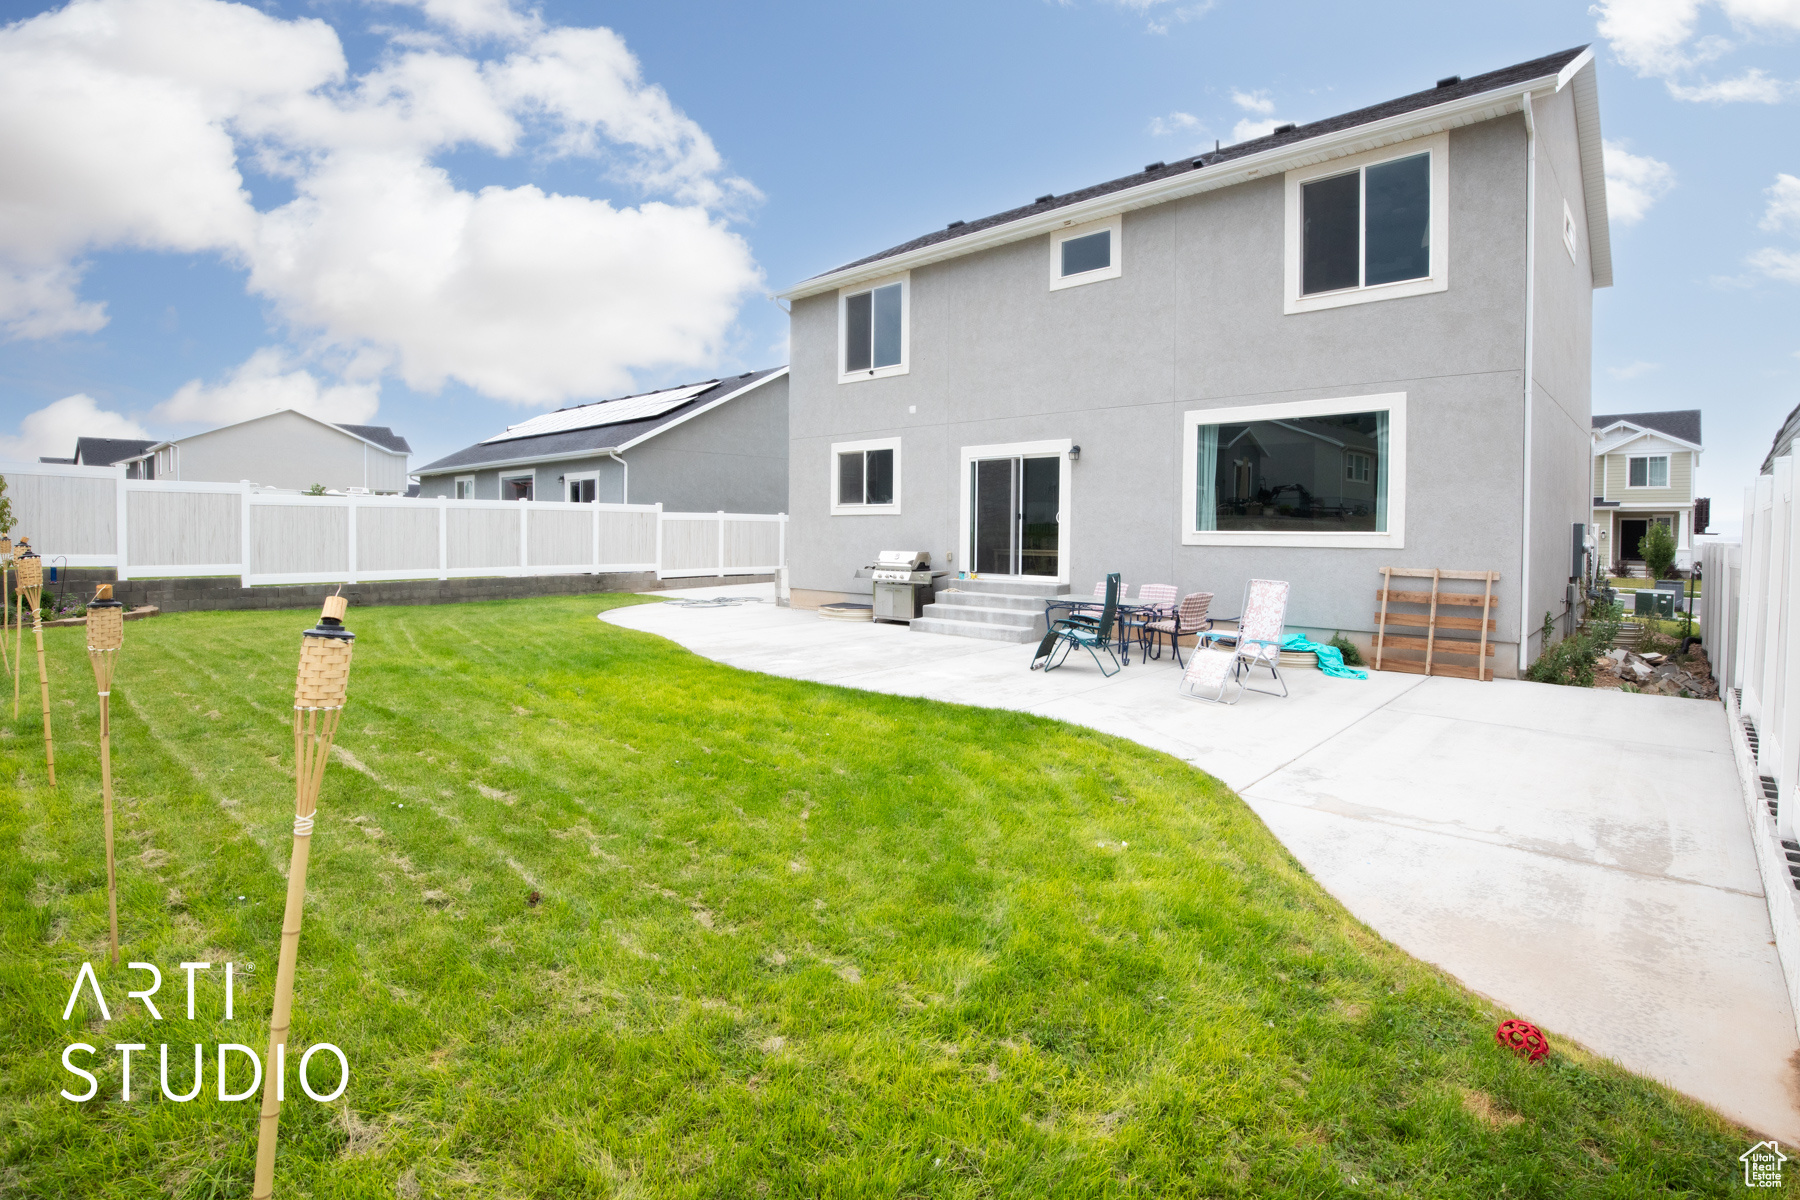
[{"x1": 969, "y1": 454, "x2": 1060, "y2": 577}]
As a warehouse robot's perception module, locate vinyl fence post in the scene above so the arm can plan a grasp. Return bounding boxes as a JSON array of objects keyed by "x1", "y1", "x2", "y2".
[
  {"x1": 345, "y1": 495, "x2": 358, "y2": 585},
  {"x1": 114, "y1": 466, "x2": 130, "y2": 582},
  {"x1": 240, "y1": 480, "x2": 253, "y2": 587},
  {"x1": 438, "y1": 497, "x2": 449, "y2": 581},
  {"x1": 655, "y1": 503, "x2": 665, "y2": 581},
  {"x1": 778, "y1": 513, "x2": 787, "y2": 571},
  {"x1": 519, "y1": 503, "x2": 529, "y2": 575},
  {"x1": 592, "y1": 501, "x2": 601, "y2": 575},
  {"x1": 717, "y1": 511, "x2": 726, "y2": 578}
]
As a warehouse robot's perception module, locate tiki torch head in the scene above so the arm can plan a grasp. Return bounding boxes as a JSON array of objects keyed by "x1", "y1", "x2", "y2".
[
  {"x1": 294, "y1": 596, "x2": 354, "y2": 711},
  {"x1": 87, "y1": 585, "x2": 123, "y2": 691},
  {"x1": 0, "y1": 534, "x2": 11, "y2": 561},
  {"x1": 15, "y1": 541, "x2": 41, "y2": 607}
]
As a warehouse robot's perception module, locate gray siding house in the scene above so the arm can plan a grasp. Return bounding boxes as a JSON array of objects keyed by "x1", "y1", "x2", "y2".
[
  {"x1": 415, "y1": 367, "x2": 787, "y2": 512},
  {"x1": 1591, "y1": 410, "x2": 1704, "y2": 573},
  {"x1": 778, "y1": 47, "x2": 1610, "y2": 676},
  {"x1": 131, "y1": 410, "x2": 412, "y2": 493}
]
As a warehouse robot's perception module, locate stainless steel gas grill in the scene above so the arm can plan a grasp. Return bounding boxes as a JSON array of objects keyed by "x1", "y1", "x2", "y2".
[{"x1": 866, "y1": 550, "x2": 943, "y2": 623}]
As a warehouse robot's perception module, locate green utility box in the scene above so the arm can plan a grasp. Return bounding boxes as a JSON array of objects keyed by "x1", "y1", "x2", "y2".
[{"x1": 1634, "y1": 590, "x2": 1675, "y2": 619}]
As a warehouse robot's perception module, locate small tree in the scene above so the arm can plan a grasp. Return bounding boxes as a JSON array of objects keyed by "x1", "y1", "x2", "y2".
[
  {"x1": 0, "y1": 473, "x2": 13, "y2": 537},
  {"x1": 1638, "y1": 521, "x2": 1677, "y2": 580},
  {"x1": 306, "y1": 483, "x2": 328, "y2": 496}
]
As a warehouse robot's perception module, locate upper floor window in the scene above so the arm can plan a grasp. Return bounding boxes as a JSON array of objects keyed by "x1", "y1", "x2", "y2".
[
  {"x1": 1049, "y1": 215, "x2": 1122, "y2": 290},
  {"x1": 1284, "y1": 133, "x2": 1448, "y2": 315},
  {"x1": 831, "y1": 437, "x2": 902, "y2": 515},
  {"x1": 839, "y1": 275, "x2": 908, "y2": 382},
  {"x1": 1628, "y1": 455, "x2": 1669, "y2": 488}
]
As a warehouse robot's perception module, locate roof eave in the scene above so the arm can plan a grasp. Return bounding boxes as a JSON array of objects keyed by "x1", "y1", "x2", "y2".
[
  {"x1": 778, "y1": 71, "x2": 1568, "y2": 302},
  {"x1": 1557, "y1": 50, "x2": 1613, "y2": 289}
]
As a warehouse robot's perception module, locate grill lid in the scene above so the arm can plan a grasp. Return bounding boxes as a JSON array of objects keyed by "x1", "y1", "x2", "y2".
[{"x1": 870, "y1": 550, "x2": 930, "y2": 570}]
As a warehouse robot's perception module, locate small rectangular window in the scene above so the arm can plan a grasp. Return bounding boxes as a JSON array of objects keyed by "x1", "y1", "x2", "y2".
[
  {"x1": 568, "y1": 477, "x2": 596, "y2": 503},
  {"x1": 503, "y1": 475, "x2": 534, "y2": 501},
  {"x1": 832, "y1": 440, "x2": 901, "y2": 512},
  {"x1": 1060, "y1": 230, "x2": 1111, "y2": 277},
  {"x1": 843, "y1": 281, "x2": 904, "y2": 377},
  {"x1": 454, "y1": 476, "x2": 474, "y2": 499},
  {"x1": 1301, "y1": 151, "x2": 1431, "y2": 296},
  {"x1": 1628, "y1": 456, "x2": 1668, "y2": 488}
]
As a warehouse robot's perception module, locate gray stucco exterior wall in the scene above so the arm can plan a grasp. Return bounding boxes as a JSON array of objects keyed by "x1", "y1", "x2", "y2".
[
  {"x1": 786, "y1": 113, "x2": 1595, "y2": 676},
  {"x1": 168, "y1": 410, "x2": 410, "y2": 493},
  {"x1": 417, "y1": 374, "x2": 788, "y2": 513}
]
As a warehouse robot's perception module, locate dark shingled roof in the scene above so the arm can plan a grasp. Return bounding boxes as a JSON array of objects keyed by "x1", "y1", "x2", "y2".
[
  {"x1": 415, "y1": 367, "x2": 785, "y2": 475},
  {"x1": 1763, "y1": 400, "x2": 1800, "y2": 475},
  {"x1": 821, "y1": 47, "x2": 1589, "y2": 279},
  {"x1": 336, "y1": 424, "x2": 412, "y2": 454},
  {"x1": 73, "y1": 436, "x2": 156, "y2": 466},
  {"x1": 1593, "y1": 410, "x2": 1702, "y2": 446}
]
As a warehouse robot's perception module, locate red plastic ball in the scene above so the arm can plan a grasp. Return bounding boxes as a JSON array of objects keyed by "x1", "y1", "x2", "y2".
[{"x1": 1495, "y1": 1019, "x2": 1549, "y2": 1063}]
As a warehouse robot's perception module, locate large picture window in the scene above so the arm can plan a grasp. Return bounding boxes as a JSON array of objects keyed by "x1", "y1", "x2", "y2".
[
  {"x1": 839, "y1": 276, "x2": 908, "y2": 381},
  {"x1": 830, "y1": 438, "x2": 902, "y2": 515},
  {"x1": 1183, "y1": 394, "x2": 1406, "y2": 547},
  {"x1": 1284, "y1": 134, "x2": 1447, "y2": 314}
]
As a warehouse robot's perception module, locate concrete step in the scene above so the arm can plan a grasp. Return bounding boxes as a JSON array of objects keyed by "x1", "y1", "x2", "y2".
[
  {"x1": 932, "y1": 588, "x2": 1050, "y2": 613},
  {"x1": 919, "y1": 601, "x2": 1044, "y2": 631},
  {"x1": 955, "y1": 577, "x2": 1068, "y2": 599},
  {"x1": 912, "y1": 616, "x2": 1043, "y2": 643}
]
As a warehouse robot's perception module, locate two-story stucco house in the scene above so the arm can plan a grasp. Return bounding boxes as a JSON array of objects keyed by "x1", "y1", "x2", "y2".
[
  {"x1": 777, "y1": 46, "x2": 1610, "y2": 676},
  {"x1": 1590, "y1": 409, "x2": 1704, "y2": 574}
]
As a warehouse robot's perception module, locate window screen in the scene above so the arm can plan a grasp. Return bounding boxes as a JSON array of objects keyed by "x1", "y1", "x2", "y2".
[
  {"x1": 1060, "y1": 230, "x2": 1112, "y2": 277},
  {"x1": 864, "y1": 448, "x2": 894, "y2": 504},
  {"x1": 838, "y1": 452, "x2": 865, "y2": 505},
  {"x1": 1302, "y1": 172, "x2": 1360, "y2": 295},
  {"x1": 844, "y1": 283, "x2": 903, "y2": 373}
]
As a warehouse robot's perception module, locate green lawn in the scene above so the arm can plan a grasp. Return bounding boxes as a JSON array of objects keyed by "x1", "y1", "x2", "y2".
[{"x1": 0, "y1": 594, "x2": 1764, "y2": 1198}]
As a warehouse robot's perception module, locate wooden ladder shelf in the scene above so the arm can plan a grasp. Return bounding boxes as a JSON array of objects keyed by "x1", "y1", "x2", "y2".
[{"x1": 1374, "y1": 567, "x2": 1500, "y2": 681}]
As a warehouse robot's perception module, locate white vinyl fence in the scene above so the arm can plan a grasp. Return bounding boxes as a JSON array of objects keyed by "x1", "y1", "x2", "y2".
[
  {"x1": 1699, "y1": 441, "x2": 1800, "y2": 1035},
  {"x1": 0, "y1": 461, "x2": 783, "y2": 584}
]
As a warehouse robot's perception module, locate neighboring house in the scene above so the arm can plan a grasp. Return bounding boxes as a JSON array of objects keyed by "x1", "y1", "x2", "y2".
[
  {"x1": 777, "y1": 46, "x2": 1609, "y2": 674},
  {"x1": 122, "y1": 411, "x2": 412, "y2": 493},
  {"x1": 39, "y1": 437, "x2": 160, "y2": 476},
  {"x1": 1590, "y1": 409, "x2": 1704, "y2": 573},
  {"x1": 414, "y1": 368, "x2": 788, "y2": 511}
]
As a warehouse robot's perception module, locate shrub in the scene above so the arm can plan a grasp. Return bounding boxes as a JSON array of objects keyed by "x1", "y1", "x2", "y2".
[
  {"x1": 1526, "y1": 600, "x2": 1623, "y2": 688},
  {"x1": 1329, "y1": 632, "x2": 1363, "y2": 666},
  {"x1": 1638, "y1": 522, "x2": 1677, "y2": 580}
]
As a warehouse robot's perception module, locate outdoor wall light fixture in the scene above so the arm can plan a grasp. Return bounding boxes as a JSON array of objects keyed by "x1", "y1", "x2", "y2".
[{"x1": 1070, "y1": 445, "x2": 1081, "y2": 462}]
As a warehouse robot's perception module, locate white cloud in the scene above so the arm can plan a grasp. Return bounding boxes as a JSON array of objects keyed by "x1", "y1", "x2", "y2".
[
  {"x1": 1750, "y1": 246, "x2": 1800, "y2": 282},
  {"x1": 0, "y1": 0, "x2": 763, "y2": 407},
  {"x1": 156, "y1": 348, "x2": 381, "y2": 427},
  {"x1": 1231, "y1": 117, "x2": 1283, "y2": 142},
  {"x1": 1608, "y1": 360, "x2": 1663, "y2": 379},
  {"x1": 1095, "y1": 0, "x2": 1215, "y2": 34},
  {"x1": 0, "y1": 393, "x2": 148, "y2": 462},
  {"x1": 1148, "y1": 111, "x2": 1202, "y2": 136},
  {"x1": 1762, "y1": 173, "x2": 1800, "y2": 232},
  {"x1": 1230, "y1": 89, "x2": 1275, "y2": 115},
  {"x1": 1603, "y1": 139, "x2": 1676, "y2": 224},
  {"x1": 1594, "y1": 0, "x2": 1800, "y2": 100}
]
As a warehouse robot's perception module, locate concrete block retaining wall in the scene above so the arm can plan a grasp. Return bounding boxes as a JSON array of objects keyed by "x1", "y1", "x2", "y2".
[{"x1": 47, "y1": 568, "x2": 770, "y2": 614}]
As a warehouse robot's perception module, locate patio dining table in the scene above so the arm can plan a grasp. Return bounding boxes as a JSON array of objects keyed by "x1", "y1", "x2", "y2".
[{"x1": 1044, "y1": 597, "x2": 1175, "y2": 667}]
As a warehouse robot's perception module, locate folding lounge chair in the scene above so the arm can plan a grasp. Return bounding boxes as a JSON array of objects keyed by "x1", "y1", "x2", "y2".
[
  {"x1": 1049, "y1": 580, "x2": 1129, "y2": 629},
  {"x1": 1144, "y1": 591, "x2": 1213, "y2": 665},
  {"x1": 1032, "y1": 573, "x2": 1122, "y2": 675},
  {"x1": 1181, "y1": 579, "x2": 1290, "y2": 702}
]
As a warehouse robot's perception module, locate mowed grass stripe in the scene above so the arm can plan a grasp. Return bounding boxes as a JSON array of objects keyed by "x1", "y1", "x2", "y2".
[{"x1": 0, "y1": 593, "x2": 1758, "y2": 1198}]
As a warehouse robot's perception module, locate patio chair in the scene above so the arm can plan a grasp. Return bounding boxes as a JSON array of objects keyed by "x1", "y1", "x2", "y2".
[
  {"x1": 1032, "y1": 573, "x2": 1121, "y2": 675},
  {"x1": 1201, "y1": 578, "x2": 1290, "y2": 698},
  {"x1": 1143, "y1": 591, "x2": 1213, "y2": 665},
  {"x1": 1130, "y1": 583, "x2": 1178, "y2": 657},
  {"x1": 1177, "y1": 641, "x2": 1244, "y2": 704},
  {"x1": 1047, "y1": 580, "x2": 1128, "y2": 630}
]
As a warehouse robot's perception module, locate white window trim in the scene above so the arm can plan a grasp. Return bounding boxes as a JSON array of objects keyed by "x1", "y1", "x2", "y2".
[
  {"x1": 500, "y1": 471, "x2": 535, "y2": 501},
  {"x1": 1283, "y1": 132, "x2": 1449, "y2": 316},
  {"x1": 837, "y1": 272, "x2": 910, "y2": 385},
  {"x1": 1627, "y1": 454, "x2": 1670, "y2": 489},
  {"x1": 453, "y1": 475, "x2": 475, "y2": 500},
  {"x1": 829, "y1": 437, "x2": 902, "y2": 515},
  {"x1": 1181, "y1": 392, "x2": 1406, "y2": 548},
  {"x1": 958, "y1": 439, "x2": 1073, "y2": 586},
  {"x1": 1048, "y1": 215, "x2": 1122, "y2": 291},
  {"x1": 562, "y1": 469, "x2": 599, "y2": 502}
]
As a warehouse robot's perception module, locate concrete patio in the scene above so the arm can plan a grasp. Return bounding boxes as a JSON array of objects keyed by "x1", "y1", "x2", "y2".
[{"x1": 603, "y1": 584, "x2": 1800, "y2": 1142}]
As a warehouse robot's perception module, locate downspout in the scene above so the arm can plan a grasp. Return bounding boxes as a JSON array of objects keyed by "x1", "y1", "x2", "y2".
[
  {"x1": 1517, "y1": 92, "x2": 1538, "y2": 675},
  {"x1": 606, "y1": 451, "x2": 628, "y2": 504}
]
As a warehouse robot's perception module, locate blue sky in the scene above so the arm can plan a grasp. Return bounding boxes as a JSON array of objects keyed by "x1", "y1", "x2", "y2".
[{"x1": 0, "y1": 0, "x2": 1795, "y2": 532}]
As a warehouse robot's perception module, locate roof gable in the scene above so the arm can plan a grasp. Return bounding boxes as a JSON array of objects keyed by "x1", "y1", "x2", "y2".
[{"x1": 1592, "y1": 409, "x2": 1701, "y2": 447}]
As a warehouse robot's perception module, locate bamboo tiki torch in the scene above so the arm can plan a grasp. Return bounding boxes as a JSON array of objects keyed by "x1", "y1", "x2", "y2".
[
  {"x1": 16, "y1": 541, "x2": 52, "y2": 783},
  {"x1": 11, "y1": 536, "x2": 23, "y2": 720},
  {"x1": 0, "y1": 534, "x2": 13, "y2": 679},
  {"x1": 86, "y1": 585, "x2": 125, "y2": 965},
  {"x1": 253, "y1": 595, "x2": 354, "y2": 1200}
]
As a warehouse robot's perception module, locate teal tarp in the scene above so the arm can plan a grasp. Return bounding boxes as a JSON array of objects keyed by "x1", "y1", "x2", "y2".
[{"x1": 1280, "y1": 633, "x2": 1367, "y2": 680}]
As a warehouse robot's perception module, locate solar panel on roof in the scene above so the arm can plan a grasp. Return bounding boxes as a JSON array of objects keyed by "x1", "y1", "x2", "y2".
[{"x1": 481, "y1": 382, "x2": 716, "y2": 444}]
